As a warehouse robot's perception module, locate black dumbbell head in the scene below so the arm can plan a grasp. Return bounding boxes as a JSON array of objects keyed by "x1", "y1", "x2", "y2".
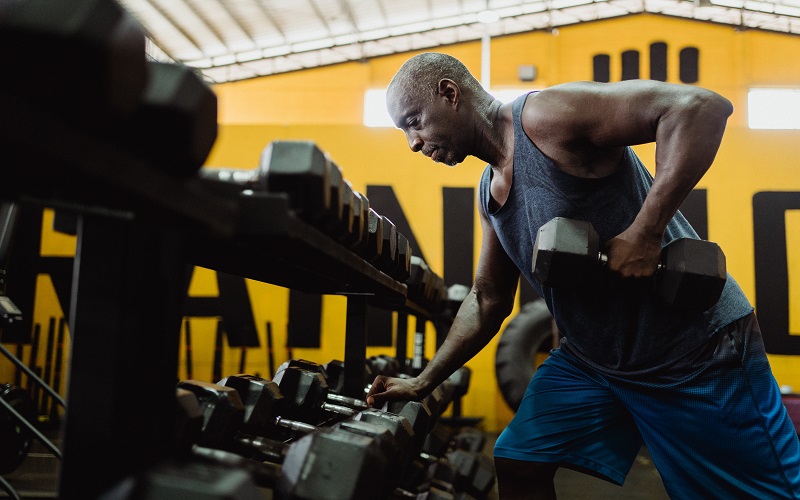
[
  {"x1": 392, "y1": 232, "x2": 412, "y2": 282},
  {"x1": 218, "y1": 374, "x2": 284, "y2": 436},
  {"x1": 116, "y1": 61, "x2": 218, "y2": 176},
  {"x1": 532, "y1": 217, "x2": 600, "y2": 287},
  {"x1": 175, "y1": 380, "x2": 245, "y2": 449},
  {"x1": 273, "y1": 366, "x2": 328, "y2": 424},
  {"x1": 278, "y1": 427, "x2": 389, "y2": 500},
  {"x1": 0, "y1": 0, "x2": 147, "y2": 122},
  {"x1": 364, "y1": 208, "x2": 385, "y2": 263},
  {"x1": 259, "y1": 140, "x2": 331, "y2": 219},
  {"x1": 655, "y1": 238, "x2": 727, "y2": 311}
]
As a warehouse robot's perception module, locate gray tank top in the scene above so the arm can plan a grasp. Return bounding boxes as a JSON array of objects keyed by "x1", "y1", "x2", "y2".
[{"x1": 479, "y1": 92, "x2": 753, "y2": 375}]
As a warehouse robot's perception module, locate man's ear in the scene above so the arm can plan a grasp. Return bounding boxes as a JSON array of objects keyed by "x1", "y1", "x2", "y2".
[{"x1": 437, "y1": 79, "x2": 460, "y2": 107}]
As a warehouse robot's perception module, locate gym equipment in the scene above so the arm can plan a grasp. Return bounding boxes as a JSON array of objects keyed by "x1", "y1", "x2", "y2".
[
  {"x1": 272, "y1": 366, "x2": 359, "y2": 425},
  {"x1": 406, "y1": 256, "x2": 448, "y2": 313},
  {"x1": 0, "y1": 384, "x2": 36, "y2": 474},
  {"x1": 176, "y1": 381, "x2": 396, "y2": 499},
  {"x1": 279, "y1": 426, "x2": 389, "y2": 500},
  {"x1": 431, "y1": 449, "x2": 496, "y2": 500},
  {"x1": 341, "y1": 190, "x2": 368, "y2": 250},
  {"x1": 393, "y1": 233, "x2": 413, "y2": 282},
  {"x1": 271, "y1": 358, "x2": 436, "y2": 472},
  {"x1": 111, "y1": 61, "x2": 218, "y2": 176},
  {"x1": 0, "y1": 0, "x2": 147, "y2": 126},
  {"x1": 99, "y1": 459, "x2": 265, "y2": 500},
  {"x1": 362, "y1": 208, "x2": 385, "y2": 263},
  {"x1": 374, "y1": 215, "x2": 398, "y2": 273},
  {"x1": 532, "y1": 217, "x2": 727, "y2": 311},
  {"x1": 346, "y1": 191, "x2": 371, "y2": 253},
  {"x1": 259, "y1": 140, "x2": 332, "y2": 220}
]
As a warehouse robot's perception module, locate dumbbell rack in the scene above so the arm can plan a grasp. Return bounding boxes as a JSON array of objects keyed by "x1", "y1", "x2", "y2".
[{"x1": 1, "y1": 95, "x2": 445, "y2": 498}]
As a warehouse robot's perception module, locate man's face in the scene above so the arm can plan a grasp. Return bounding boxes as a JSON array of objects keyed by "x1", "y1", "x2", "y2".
[{"x1": 386, "y1": 85, "x2": 469, "y2": 167}]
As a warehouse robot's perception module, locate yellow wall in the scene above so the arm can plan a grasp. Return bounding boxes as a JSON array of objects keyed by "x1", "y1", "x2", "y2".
[{"x1": 4, "y1": 14, "x2": 800, "y2": 432}]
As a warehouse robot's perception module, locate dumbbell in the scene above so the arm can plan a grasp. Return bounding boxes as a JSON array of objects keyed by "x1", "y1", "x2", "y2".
[
  {"x1": 532, "y1": 217, "x2": 727, "y2": 311},
  {"x1": 176, "y1": 380, "x2": 298, "y2": 463},
  {"x1": 272, "y1": 365, "x2": 362, "y2": 426},
  {"x1": 218, "y1": 373, "x2": 419, "y2": 496},
  {"x1": 108, "y1": 60, "x2": 218, "y2": 176},
  {"x1": 344, "y1": 191, "x2": 369, "y2": 252},
  {"x1": 173, "y1": 385, "x2": 390, "y2": 499},
  {"x1": 407, "y1": 256, "x2": 432, "y2": 303},
  {"x1": 359, "y1": 207, "x2": 385, "y2": 263},
  {"x1": 0, "y1": 384, "x2": 36, "y2": 475},
  {"x1": 260, "y1": 141, "x2": 364, "y2": 244},
  {"x1": 392, "y1": 232, "x2": 413, "y2": 282},
  {"x1": 374, "y1": 215, "x2": 399, "y2": 274},
  {"x1": 276, "y1": 359, "x2": 434, "y2": 469},
  {"x1": 0, "y1": 0, "x2": 147, "y2": 128}
]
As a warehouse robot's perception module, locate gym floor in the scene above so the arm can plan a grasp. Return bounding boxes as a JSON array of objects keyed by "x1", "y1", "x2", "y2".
[
  {"x1": 482, "y1": 434, "x2": 670, "y2": 500},
  {"x1": 1, "y1": 430, "x2": 670, "y2": 499}
]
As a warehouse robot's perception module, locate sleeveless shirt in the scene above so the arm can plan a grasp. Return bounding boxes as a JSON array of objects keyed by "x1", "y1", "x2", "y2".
[{"x1": 479, "y1": 92, "x2": 753, "y2": 375}]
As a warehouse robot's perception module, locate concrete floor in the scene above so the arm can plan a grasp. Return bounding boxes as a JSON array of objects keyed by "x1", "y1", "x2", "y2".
[{"x1": 480, "y1": 433, "x2": 670, "y2": 500}]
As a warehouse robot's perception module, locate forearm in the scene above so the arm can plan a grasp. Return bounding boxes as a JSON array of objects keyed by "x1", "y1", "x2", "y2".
[
  {"x1": 414, "y1": 285, "x2": 512, "y2": 396},
  {"x1": 633, "y1": 89, "x2": 733, "y2": 238}
]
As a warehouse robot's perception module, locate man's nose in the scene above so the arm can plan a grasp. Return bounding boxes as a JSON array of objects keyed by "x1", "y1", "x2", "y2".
[{"x1": 407, "y1": 133, "x2": 422, "y2": 152}]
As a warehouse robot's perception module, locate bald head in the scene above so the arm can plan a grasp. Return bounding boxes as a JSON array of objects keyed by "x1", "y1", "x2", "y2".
[{"x1": 387, "y1": 52, "x2": 486, "y2": 107}]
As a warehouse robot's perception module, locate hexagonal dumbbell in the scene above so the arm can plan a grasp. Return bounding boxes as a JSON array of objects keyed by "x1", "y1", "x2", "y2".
[{"x1": 532, "y1": 217, "x2": 727, "y2": 311}]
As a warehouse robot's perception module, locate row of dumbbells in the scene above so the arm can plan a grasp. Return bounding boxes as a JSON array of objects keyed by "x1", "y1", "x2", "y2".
[
  {"x1": 104, "y1": 357, "x2": 491, "y2": 499},
  {"x1": 200, "y1": 141, "x2": 411, "y2": 282},
  {"x1": 200, "y1": 140, "x2": 451, "y2": 310}
]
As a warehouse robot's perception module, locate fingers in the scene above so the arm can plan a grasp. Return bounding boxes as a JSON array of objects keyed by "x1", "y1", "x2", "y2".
[{"x1": 365, "y1": 375, "x2": 388, "y2": 407}]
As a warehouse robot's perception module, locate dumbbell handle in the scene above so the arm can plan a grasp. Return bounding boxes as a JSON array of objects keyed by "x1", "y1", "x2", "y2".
[
  {"x1": 274, "y1": 416, "x2": 318, "y2": 435},
  {"x1": 272, "y1": 401, "x2": 358, "y2": 436},
  {"x1": 327, "y1": 392, "x2": 368, "y2": 410},
  {"x1": 596, "y1": 251, "x2": 664, "y2": 271}
]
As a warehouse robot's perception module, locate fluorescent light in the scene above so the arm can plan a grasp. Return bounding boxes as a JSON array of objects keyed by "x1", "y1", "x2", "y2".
[
  {"x1": 748, "y1": 88, "x2": 800, "y2": 129},
  {"x1": 477, "y1": 10, "x2": 501, "y2": 23},
  {"x1": 364, "y1": 89, "x2": 393, "y2": 127}
]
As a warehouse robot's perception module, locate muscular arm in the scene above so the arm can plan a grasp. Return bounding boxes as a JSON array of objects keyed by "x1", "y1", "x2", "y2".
[
  {"x1": 524, "y1": 79, "x2": 734, "y2": 276},
  {"x1": 366, "y1": 206, "x2": 520, "y2": 406}
]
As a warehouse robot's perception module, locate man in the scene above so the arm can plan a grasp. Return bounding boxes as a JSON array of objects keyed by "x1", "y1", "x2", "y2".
[{"x1": 365, "y1": 52, "x2": 800, "y2": 499}]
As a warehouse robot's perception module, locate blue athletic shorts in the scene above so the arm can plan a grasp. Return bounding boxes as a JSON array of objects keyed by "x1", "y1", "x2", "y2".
[{"x1": 493, "y1": 313, "x2": 800, "y2": 498}]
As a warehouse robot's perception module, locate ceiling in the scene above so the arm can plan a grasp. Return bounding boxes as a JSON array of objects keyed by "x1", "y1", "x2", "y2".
[{"x1": 118, "y1": 0, "x2": 800, "y2": 84}]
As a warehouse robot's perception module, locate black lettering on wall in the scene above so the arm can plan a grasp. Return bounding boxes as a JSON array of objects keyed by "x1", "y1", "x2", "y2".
[
  {"x1": 593, "y1": 54, "x2": 611, "y2": 83},
  {"x1": 443, "y1": 187, "x2": 474, "y2": 288},
  {"x1": 2, "y1": 206, "x2": 73, "y2": 343},
  {"x1": 753, "y1": 192, "x2": 800, "y2": 355},
  {"x1": 286, "y1": 290, "x2": 322, "y2": 348},
  {"x1": 367, "y1": 307, "x2": 393, "y2": 347},
  {"x1": 621, "y1": 50, "x2": 640, "y2": 81},
  {"x1": 593, "y1": 44, "x2": 698, "y2": 84},
  {"x1": 650, "y1": 42, "x2": 668, "y2": 82},
  {"x1": 184, "y1": 270, "x2": 260, "y2": 347},
  {"x1": 679, "y1": 47, "x2": 700, "y2": 84}
]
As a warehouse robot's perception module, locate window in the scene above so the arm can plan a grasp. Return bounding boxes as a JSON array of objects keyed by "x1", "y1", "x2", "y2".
[{"x1": 748, "y1": 88, "x2": 800, "y2": 130}]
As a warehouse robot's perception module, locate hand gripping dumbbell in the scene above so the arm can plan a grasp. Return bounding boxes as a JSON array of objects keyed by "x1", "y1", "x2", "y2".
[
  {"x1": 532, "y1": 217, "x2": 727, "y2": 311},
  {"x1": 219, "y1": 372, "x2": 420, "y2": 496},
  {"x1": 173, "y1": 384, "x2": 390, "y2": 499}
]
